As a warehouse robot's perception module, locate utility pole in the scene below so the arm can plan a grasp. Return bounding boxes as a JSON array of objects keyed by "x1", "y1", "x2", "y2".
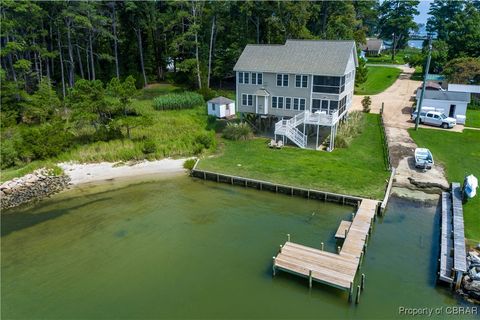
[{"x1": 415, "y1": 36, "x2": 433, "y2": 131}]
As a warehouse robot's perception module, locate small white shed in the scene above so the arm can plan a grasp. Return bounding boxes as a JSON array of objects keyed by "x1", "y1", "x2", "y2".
[
  {"x1": 207, "y1": 96, "x2": 235, "y2": 118},
  {"x1": 416, "y1": 89, "x2": 471, "y2": 124}
]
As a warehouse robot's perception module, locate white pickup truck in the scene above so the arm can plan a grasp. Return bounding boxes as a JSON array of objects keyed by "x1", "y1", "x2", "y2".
[{"x1": 411, "y1": 110, "x2": 456, "y2": 129}]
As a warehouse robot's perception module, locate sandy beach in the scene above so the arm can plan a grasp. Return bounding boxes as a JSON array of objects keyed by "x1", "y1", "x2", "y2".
[{"x1": 59, "y1": 158, "x2": 189, "y2": 186}]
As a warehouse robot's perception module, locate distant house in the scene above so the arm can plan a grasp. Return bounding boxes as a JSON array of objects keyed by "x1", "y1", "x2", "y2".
[
  {"x1": 360, "y1": 38, "x2": 385, "y2": 56},
  {"x1": 233, "y1": 40, "x2": 358, "y2": 151},
  {"x1": 416, "y1": 89, "x2": 471, "y2": 124},
  {"x1": 417, "y1": 81, "x2": 444, "y2": 91},
  {"x1": 207, "y1": 96, "x2": 235, "y2": 118}
]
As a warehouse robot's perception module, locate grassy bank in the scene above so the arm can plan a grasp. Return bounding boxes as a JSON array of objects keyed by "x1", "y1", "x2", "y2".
[
  {"x1": 198, "y1": 114, "x2": 389, "y2": 199},
  {"x1": 466, "y1": 109, "x2": 480, "y2": 128},
  {"x1": 355, "y1": 66, "x2": 401, "y2": 95},
  {"x1": 1, "y1": 83, "x2": 217, "y2": 182},
  {"x1": 409, "y1": 128, "x2": 480, "y2": 241}
]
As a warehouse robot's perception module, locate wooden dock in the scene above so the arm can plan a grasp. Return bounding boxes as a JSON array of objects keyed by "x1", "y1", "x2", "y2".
[
  {"x1": 335, "y1": 221, "x2": 352, "y2": 240},
  {"x1": 273, "y1": 199, "x2": 378, "y2": 297},
  {"x1": 438, "y1": 183, "x2": 467, "y2": 289}
]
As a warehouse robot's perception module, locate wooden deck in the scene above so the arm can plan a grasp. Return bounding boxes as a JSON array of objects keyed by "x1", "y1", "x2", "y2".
[
  {"x1": 273, "y1": 199, "x2": 378, "y2": 292},
  {"x1": 335, "y1": 220, "x2": 352, "y2": 239}
]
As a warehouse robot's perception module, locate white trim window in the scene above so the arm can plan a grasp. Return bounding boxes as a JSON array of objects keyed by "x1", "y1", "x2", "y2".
[
  {"x1": 272, "y1": 96, "x2": 278, "y2": 108},
  {"x1": 244, "y1": 72, "x2": 250, "y2": 84},
  {"x1": 299, "y1": 98, "x2": 306, "y2": 110},
  {"x1": 278, "y1": 97, "x2": 284, "y2": 109},
  {"x1": 238, "y1": 72, "x2": 244, "y2": 84},
  {"x1": 293, "y1": 98, "x2": 299, "y2": 110},
  {"x1": 285, "y1": 97, "x2": 292, "y2": 110},
  {"x1": 276, "y1": 74, "x2": 289, "y2": 87},
  {"x1": 242, "y1": 94, "x2": 254, "y2": 106},
  {"x1": 295, "y1": 75, "x2": 308, "y2": 88},
  {"x1": 251, "y1": 72, "x2": 263, "y2": 85}
]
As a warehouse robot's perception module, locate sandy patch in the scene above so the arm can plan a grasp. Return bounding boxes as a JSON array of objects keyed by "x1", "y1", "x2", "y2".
[{"x1": 59, "y1": 159, "x2": 188, "y2": 186}]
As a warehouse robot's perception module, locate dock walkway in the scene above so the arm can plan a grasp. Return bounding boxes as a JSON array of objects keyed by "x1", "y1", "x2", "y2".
[
  {"x1": 438, "y1": 183, "x2": 467, "y2": 289},
  {"x1": 273, "y1": 199, "x2": 378, "y2": 294}
]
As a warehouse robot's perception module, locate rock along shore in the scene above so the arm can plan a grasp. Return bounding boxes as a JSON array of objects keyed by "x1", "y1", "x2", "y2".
[{"x1": 1, "y1": 169, "x2": 71, "y2": 211}]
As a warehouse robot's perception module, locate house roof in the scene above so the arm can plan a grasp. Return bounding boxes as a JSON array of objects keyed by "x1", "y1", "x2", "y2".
[
  {"x1": 448, "y1": 84, "x2": 480, "y2": 94},
  {"x1": 233, "y1": 40, "x2": 357, "y2": 76},
  {"x1": 416, "y1": 89, "x2": 471, "y2": 102},
  {"x1": 360, "y1": 38, "x2": 384, "y2": 51},
  {"x1": 418, "y1": 81, "x2": 443, "y2": 90},
  {"x1": 208, "y1": 96, "x2": 234, "y2": 105}
]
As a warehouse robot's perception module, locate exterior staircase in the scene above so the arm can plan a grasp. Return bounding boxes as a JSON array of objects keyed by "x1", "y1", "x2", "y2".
[{"x1": 274, "y1": 112, "x2": 308, "y2": 148}]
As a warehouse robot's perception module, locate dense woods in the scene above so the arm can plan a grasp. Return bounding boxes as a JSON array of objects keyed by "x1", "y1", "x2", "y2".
[{"x1": 1, "y1": 0, "x2": 479, "y2": 171}]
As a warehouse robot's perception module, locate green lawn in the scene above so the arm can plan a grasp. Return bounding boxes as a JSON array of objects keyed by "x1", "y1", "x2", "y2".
[
  {"x1": 355, "y1": 66, "x2": 402, "y2": 95},
  {"x1": 409, "y1": 129, "x2": 480, "y2": 242},
  {"x1": 198, "y1": 114, "x2": 390, "y2": 200},
  {"x1": 466, "y1": 109, "x2": 480, "y2": 128},
  {"x1": 365, "y1": 48, "x2": 421, "y2": 65}
]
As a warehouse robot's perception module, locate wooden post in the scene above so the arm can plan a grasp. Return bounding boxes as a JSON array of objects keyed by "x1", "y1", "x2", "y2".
[
  {"x1": 203, "y1": 172, "x2": 206, "y2": 180},
  {"x1": 272, "y1": 257, "x2": 276, "y2": 276},
  {"x1": 216, "y1": 174, "x2": 219, "y2": 182},
  {"x1": 337, "y1": 246, "x2": 341, "y2": 254},
  {"x1": 359, "y1": 251, "x2": 364, "y2": 267},
  {"x1": 287, "y1": 234, "x2": 290, "y2": 242},
  {"x1": 355, "y1": 285, "x2": 361, "y2": 304},
  {"x1": 361, "y1": 273, "x2": 366, "y2": 291},
  {"x1": 260, "y1": 183, "x2": 263, "y2": 190},
  {"x1": 364, "y1": 243, "x2": 368, "y2": 254},
  {"x1": 345, "y1": 229, "x2": 348, "y2": 238},
  {"x1": 279, "y1": 245, "x2": 283, "y2": 253},
  {"x1": 348, "y1": 282, "x2": 353, "y2": 302},
  {"x1": 351, "y1": 212, "x2": 355, "y2": 221},
  {"x1": 231, "y1": 177, "x2": 233, "y2": 185},
  {"x1": 308, "y1": 270, "x2": 313, "y2": 288},
  {"x1": 365, "y1": 234, "x2": 369, "y2": 243},
  {"x1": 321, "y1": 242, "x2": 324, "y2": 251}
]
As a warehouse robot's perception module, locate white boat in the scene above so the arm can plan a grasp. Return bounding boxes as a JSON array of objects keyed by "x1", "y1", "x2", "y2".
[
  {"x1": 464, "y1": 175, "x2": 478, "y2": 198},
  {"x1": 414, "y1": 148, "x2": 434, "y2": 169}
]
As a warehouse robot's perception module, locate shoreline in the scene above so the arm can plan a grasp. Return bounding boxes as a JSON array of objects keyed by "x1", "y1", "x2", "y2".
[{"x1": 59, "y1": 158, "x2": 188, "y2": 186}]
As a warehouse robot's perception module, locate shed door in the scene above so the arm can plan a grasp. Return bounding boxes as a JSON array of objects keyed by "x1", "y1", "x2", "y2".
[{"x1": 449, "y1": 104, "x2": 456, "y2": 118}]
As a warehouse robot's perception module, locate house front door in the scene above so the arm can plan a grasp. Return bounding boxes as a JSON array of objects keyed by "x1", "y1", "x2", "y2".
[
  {"x1": 257, "y1": 96, "x2": 265, "y2": 114},
  {"x1": 449, "y1": 104, "x2": 456, "y2": 118}
]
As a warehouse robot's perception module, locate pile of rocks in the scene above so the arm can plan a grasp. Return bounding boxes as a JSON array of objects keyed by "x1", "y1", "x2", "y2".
[
  {"x1": 460, "y1": 251, "x2": 480, "y2": 302},
  {"x1": 0, "y1": 168, "x2": 71, "y2": 210}
]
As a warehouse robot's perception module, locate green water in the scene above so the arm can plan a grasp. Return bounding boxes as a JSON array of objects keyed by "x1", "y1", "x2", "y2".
[{"x1": 1, "y1": 176, "x2": 475, "y2": 319}]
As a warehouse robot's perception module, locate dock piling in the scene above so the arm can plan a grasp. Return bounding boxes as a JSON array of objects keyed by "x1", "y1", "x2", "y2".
[
  {"x1": 272, "y1": 257, "x2": 276, "y2": 276},
  {"x1": 309, "y1": 270, "x2": 313, "y2": 288},
  {"x1": 287, "y1": 234, "x2": 291, "y2": 242},
  {"x1": 279, "y1": 245, "x2": 283, "y2": 253},
  {"x1": 355, "y1": 285, "x2": 361, "y2": 304},
  {"x1": 321, "y1": 242, "x2": 324, "y2": 251},
  {"x1": 361, "y1": 273, "x2": 365, "y2": 291},
  {"x1": 337, "y1": 246, "x2": 341, "y2": 254},
  {"x1": 348, "y1": 282, "x2": 353, "y2": 302}
]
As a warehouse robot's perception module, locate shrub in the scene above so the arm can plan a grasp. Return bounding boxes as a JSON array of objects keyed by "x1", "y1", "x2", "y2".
[
  {"x1": 183, "y1": 158, "x2": 197, "y2": 170},
  {"x1": 197, "y1": 87, "x2": 217, "y2": 101},
  {"x1": 362, "y1": 96, "x2": 372, "y2": 113},
  {"x1": 0, "y1": 139, "x2": 18, "y2": 169},
  {"x1": 195, "y1": 133, "x2": 214, "y2": 149},
  {"x1": 153, "y1": 92, "x2": 204, "y2": 110},
  {"x1": 142, "y1": 139, "x2": 157, "y2": 154},
  {"x1": 222, "y1": 122, "x2": 253, "y2": 141},
  {"x1": 18, "y1": 122, "x2": 73, "y2": 162},
  {"x1": 324, "y1": 112, "x2": 365, "y2": 149}
]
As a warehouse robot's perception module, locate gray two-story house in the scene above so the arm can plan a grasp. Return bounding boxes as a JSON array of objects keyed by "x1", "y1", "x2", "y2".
[{"x1": 233, "y1": 40, "x2": 358, "y2": 151}]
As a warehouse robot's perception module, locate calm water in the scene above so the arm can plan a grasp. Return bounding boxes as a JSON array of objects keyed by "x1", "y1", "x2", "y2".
[{"x1": 1, "y1": 176, "x2": 475, "y2": 319}]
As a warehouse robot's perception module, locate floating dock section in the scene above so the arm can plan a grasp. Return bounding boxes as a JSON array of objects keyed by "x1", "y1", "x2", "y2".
[
  {"x1": 273, "y1": 199, "x2": 378, "y2": 300},
  {"x1": 438, "y1": 183, "x2": 467, "y2": 289}
]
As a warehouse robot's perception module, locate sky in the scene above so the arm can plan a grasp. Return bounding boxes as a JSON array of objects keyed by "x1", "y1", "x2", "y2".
[{"x1": 415, "y1": 0, "x2": 433, "y2": 24}]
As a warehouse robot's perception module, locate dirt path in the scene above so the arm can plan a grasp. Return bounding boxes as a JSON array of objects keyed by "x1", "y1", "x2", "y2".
[{"x1": 351, "y1": 65, "x2": 449, "y2": 194}]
